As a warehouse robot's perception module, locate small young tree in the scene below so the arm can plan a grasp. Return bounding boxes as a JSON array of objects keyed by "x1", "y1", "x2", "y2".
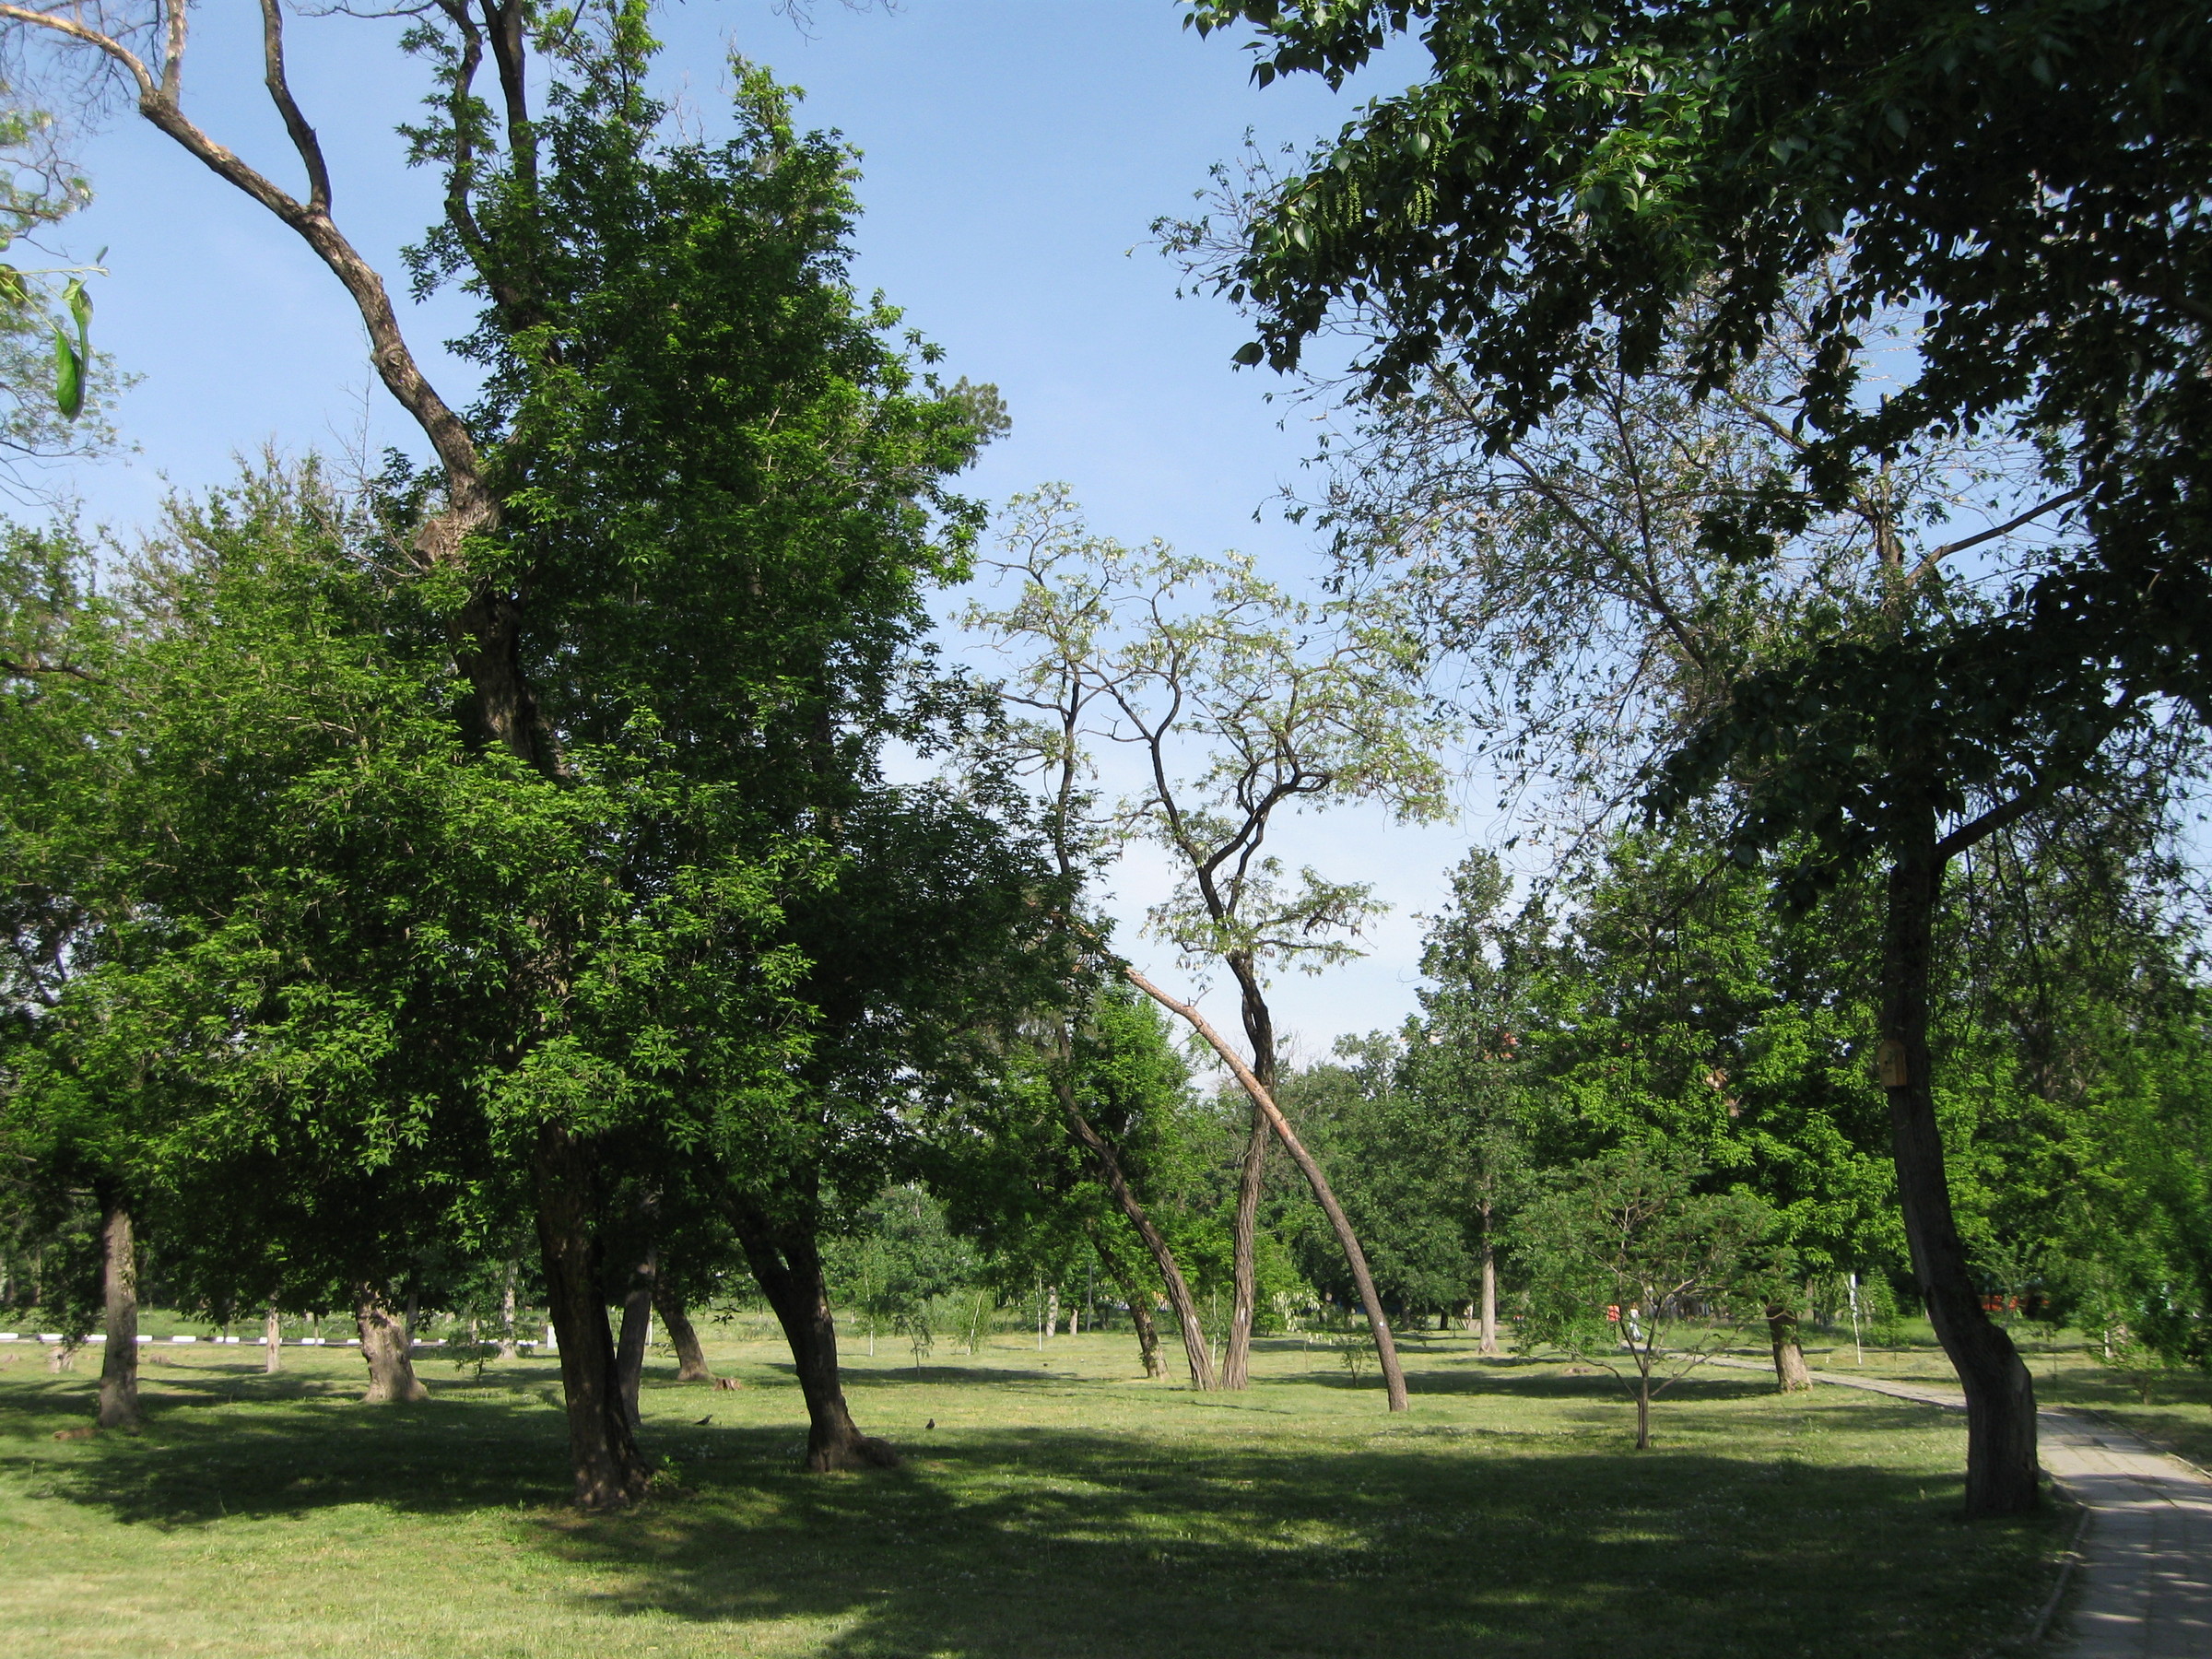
[{"x1": 1516, "y1": 1146, "x2": 1783, "y2": 1450}]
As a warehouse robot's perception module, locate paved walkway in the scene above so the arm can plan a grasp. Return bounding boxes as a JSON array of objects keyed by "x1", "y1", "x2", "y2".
[{"x1": 1706, "y1": 1356, "x2": 2212, "y2": 1653}]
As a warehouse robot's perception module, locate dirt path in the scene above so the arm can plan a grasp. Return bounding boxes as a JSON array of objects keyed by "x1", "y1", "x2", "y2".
[{"x1": 1706, "y1": 1356, "x2": 2212, "y2": 1653}]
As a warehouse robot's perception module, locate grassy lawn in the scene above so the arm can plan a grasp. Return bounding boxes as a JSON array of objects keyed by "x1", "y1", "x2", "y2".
[
  {"x1": 0, "y1": 1320, "x2": 2066, "y2": 1658},
  {"x1": 1786, "y1": 1318, "x2": 2212, "y2": 1471}
]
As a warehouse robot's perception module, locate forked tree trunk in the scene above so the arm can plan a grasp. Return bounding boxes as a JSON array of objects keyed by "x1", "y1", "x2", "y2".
[
  {"x1": 96, "y1": 1199, "x2": 139, "y2": 1430},
  {"x1": 729, "y1": 1197, "x2": 897, "y2": 1471},
  {"x1": 263, "y1": 1305, "x2": 282, "y2": 1374},
  {"x1": 1053, "y1": 1057, "x2": 1217, "y2": 1390},
  {"x1": 532, "y1": 1125, "x2": 650, "y2": 1509},
  {"x1": 1766, "y1": 1302, "x2": 1813, "y2": 1392},
  {"x1": 653, "y1": 1285, "x2": 713, "y2": 1382},
  {"x1": 615, "y1": 1243, "x2": 657, "y2": 1431},
  {"x1": 1478, "y1": 1199, "x2": 1500, "y2": 1357},
  {"x1": 1884, "y1": 820, "x2": 2039, "y2": 1516},
  {"x1": 1125, "y1": 966, "x2": 1409, "y2": 1411},
  {"x1": 356, "y1": 1285, "x2": 429, "y2": 1403}
]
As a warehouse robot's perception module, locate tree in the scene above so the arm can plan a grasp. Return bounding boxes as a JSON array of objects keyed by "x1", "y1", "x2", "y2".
[
  {"x1": 1177, "y1": 2, "x2": 2212, "y2": 1510},
  {"x1": 969, "y1": 485, "x2": 1453, "y2": 1407},
  {"x1": 1516, "y1": 1145, "x2": 1783, "y2": 1450},
  {"x1": 0, "y1": 6, "x2": 1019, "y2": 1503}
]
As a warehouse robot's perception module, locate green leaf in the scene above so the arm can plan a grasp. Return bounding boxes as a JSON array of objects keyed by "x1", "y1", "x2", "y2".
[
  {"x1": 65, "y1": 276, "x2": 91, "y2": 334},
  {"x1": 53, "y1": 327, "x2": 82, "y2": 420},
  {"x1": 1231, "y1": 342, "x2": 1265, "y2": 367}
]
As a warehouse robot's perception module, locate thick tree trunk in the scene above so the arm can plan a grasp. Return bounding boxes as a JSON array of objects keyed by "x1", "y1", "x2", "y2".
[
  {"x1": 356, "y1": 1285, "x2": 429, "y2": 1403},
  {"x1": 1221, "y1": 957, "x2": 1276, "y2": 1391},
  {"x1": 532, "y1": 1125, "x2": 649, "y2": 1509},
  {"x1": 264, "y1": 1305, "x2": 282, "y2": 1374},
  {"x1": 729, "y1": 1197, "x2": 896, "y2": 1471},
  {"x1": 653, "y1": 1285, "x2": 713, "y2": 1382},
  {"x1": 1766, "y1": 1302, "x2": 1813, "y2": 1392},
  {"x1": 1124, "y1": 966, "x2": 1409, "y2": 1410},
  {"x1": 1053, "y1": 1058, "x2": 1217, "y2": 1389},
  {"x1": 615, "y1": 1243, "x2": 656, "y2": 1431},
  {"x1": 1478, "y1": 1199, "x2": 1500, "y2": 1357},
  {"x1": 1883, "y1": 824, "x2": 2039, "y2": 1517},
  {"x1": 96, "y1": 1199, "x2": 139, "y2": 1430},
  {"x1": 1042, "y1": 1284, "x2": 1059, "y2": 1343},
  {"x1": 1760, "y1": 1309, "x2": 1814, "y2": 1397}
]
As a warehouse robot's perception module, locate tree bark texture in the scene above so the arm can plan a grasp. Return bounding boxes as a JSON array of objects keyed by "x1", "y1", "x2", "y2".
[
  {"x1": 1054, "y1": 1063, "x2": 1217, "y2": 1390},
  {"x1": 1766, "y1": 1302, "x2": 1813, "y2": 1392},
  {"x1": 1124, "y1": 965, "x2": 1410, "y2": 1410},
  {"x1": 264, "y1": 1305, "x2": 283, "y2": 1374},
  {"x1": 1883, "y1": 823, "x2": 2039, "y2": 1516},
  {"x1": 653, "y1": 1285, "x2": 714, "y2": 1382},
  {"x1": 729, "y1": 1198, "x2": 897, "y2": 1471},
  {"x1": 615, "y1": 1242, "x2": 657, "y2": 1431},
  {"x1": 532, "y1": 1125, "x2": 650, "y2": 1509},
  {"x1": 355, "y1": 1285, "x2": 429, "y2": 1403},
  {"x1": 96, "y1": 1200, "x2": 139, "y2": 1430}
]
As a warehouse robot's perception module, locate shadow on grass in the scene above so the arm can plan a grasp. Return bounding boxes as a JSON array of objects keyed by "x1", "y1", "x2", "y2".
[{"x1": 2, "y1": 1359, "x2": 2056, "y2": 1659}]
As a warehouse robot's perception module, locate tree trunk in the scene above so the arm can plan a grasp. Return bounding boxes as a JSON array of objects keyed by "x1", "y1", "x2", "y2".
[
  {"x1": 1221, "y1": 957, "x2": 1276, "y2": 1392},
  {"x1": 1883, "y1": 822, "x2": 2039, "y2": 1516},
  {"x1": 356, "y1": 1285, "x2": 429, "y2": 1404},
  {"x1": 1114, "y1": 1274, "x2": 1164, "y2": 1377},
  {"x1": 1766, "y1": 1301, "x2": 1813, "y2": 1392},
  {"x1": 1478, "y1": 1206, "x2": 1500, "y2": 1357},
  {"x1": 96, "y1": 1199, "x2": 138, "y2": 1430},
  {"x1": 615, "y1": 1242, "x2": 657, "y2": 1431},
  {"x1": 728, "y1": 1197, "x2": 897, "y2": 1471},
  {"x1": 264, "y1": 1305, "x2": 282, "y2": 1375},
  {"x1": 532, "y1": 1124, "x2": 649, "y2": 1509},
  {"x1": 1043, "y1": 1284, "x2": 1059, "y2": 1343},
  {"x1": 1635, "y1": 1371, "x2": 1652, "y2": 1451},
  {"x1": 1053, "y1": 1054, "x2": 1217, "y2": 1389},
  {"x1": 499, "y1": 1260, "x2": 519, "y2": 1360},
  {"x1": 653, "y1": 1284, "x2": 713, "y2": 1382},
  {"x1": 1125, "y1": 965, "x2": 1411, "y2": 1411}
]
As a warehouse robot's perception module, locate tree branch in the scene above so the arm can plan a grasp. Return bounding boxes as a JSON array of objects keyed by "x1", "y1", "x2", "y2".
[{"x1": 259, "y1": 0, "x2": 331, "y2": 211}]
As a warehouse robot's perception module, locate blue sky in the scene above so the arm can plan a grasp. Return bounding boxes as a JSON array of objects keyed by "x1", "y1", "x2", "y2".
[{"x1": 43, "y1": 0, "x2": 1483, "y2": 1056}]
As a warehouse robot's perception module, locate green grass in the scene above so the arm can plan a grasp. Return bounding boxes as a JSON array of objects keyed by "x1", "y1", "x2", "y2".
[
  {"x1": 1789, "y1": 1316, "x2": 2212, "y2": 1471},
  {"x1": 0, "y1": 1322, "x2": 2065, "y2": 1658}
]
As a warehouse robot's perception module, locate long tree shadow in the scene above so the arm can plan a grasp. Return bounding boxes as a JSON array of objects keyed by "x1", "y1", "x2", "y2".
[
  {"x1": 530, "y1": 1424, "x2": 2054, "y2": 1659},
  {"x1": 3, "y1": 1364, "x2": 2055, "y2": 1659}
]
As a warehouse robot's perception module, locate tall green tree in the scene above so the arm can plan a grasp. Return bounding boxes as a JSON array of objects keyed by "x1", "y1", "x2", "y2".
[{"x1": 1179, "y1": 0, "x2": 2212, "y2": 1511}]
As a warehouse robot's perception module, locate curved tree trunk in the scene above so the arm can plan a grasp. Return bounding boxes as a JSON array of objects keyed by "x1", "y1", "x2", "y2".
[
  {"x1": 1124, "y1": 965, "x2": 1410, "y2": 1411},
  {"x1": 728, "y1": 1196, "x2": 896, "y2": 1472},
  {"x1": 1765, "y1": 1302, "x2": 1813, "y2": 1392},
  {"x1": 532, "y1": 1125, "x2": 650, "y2": 1509},
  {"x1": 356, "y1": 1285, "x2": 429, "y2": 1403},
  {"x1": 1220, "y1": 957, "x2": 1276, "y2": 1391},
  {"x1": 653, "y1": 1284, "x2": 713, "y2": 1382},
  {"x1": 96, "y1": 1199, "x2": 139, "y2": 1430},
  {"x1": 1884, "y1": 821, "x2": 2038, "y2": 1516},
  {"x1": 1053, "y1": 1050, "x2": 1217, "y2": 1390}
]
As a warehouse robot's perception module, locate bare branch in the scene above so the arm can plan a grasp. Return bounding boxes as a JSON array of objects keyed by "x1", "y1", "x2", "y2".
[{"x1": 259, "y1": 0, "x2": 331, "y2": 210}]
